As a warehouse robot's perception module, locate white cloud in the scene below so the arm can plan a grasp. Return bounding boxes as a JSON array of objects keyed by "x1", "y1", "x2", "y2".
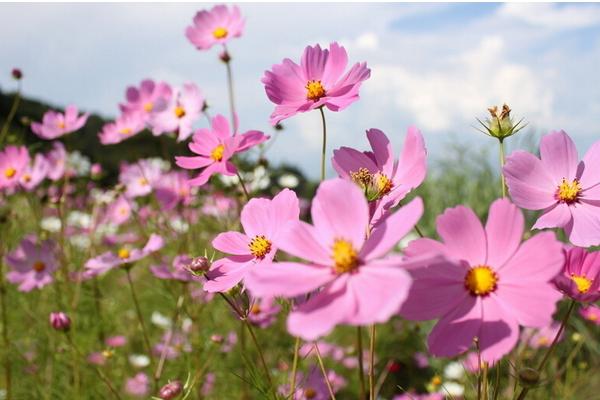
[{"x1": 497, "y1": 3, "x2": 600, "y2": 30}]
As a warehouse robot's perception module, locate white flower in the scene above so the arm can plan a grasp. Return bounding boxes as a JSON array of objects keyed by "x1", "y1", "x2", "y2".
[
  {"x1": 443, "y1": 382, "x2": 465, "y2": 397},
  {"x1": 278, "y1": 173, "x2": 299, "y2": 188},
  {"x1": 219, "y1": 174, "x2": 238, "y2": 187},
  {"x1": 91, "y1": 189, "x2": 117, "y2": 204},
  {"x1": 67, "y1": 151, "x2": 91, "y2": 176},
  {"x1": 443, "y1": 361, "x2": 465, "y2": 380},
  {"x1": 151, "y1": 311, "x2": 172, "y2": 329},
  {"x1": 70, "y1": 234, "x2": 91, "y2": 249},
  {"x1": 169, "y1": 217, "x2": 189, "y2": 233},
  {"x1": 67, "y1": 211, "x2": 92, "y2": 229},
  {"x1": 40, "y1": 216, "x2": 61, "y2": 232},
  {"x1": 128, "y1": 354, "x2": 150, "y2": 368}
]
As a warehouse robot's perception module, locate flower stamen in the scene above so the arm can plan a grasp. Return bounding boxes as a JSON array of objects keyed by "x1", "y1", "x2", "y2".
[
  {"x1": 306, "y1": 80, "x2": 326, "y2": 101},
  {"x1": 213, "y1": 27, "x2": 228, "y2": 39},
  {"x1": 332, "y1": 239, "x2": 359, "y2": 274},
  {"x1": 556, "y1": 178, "x2": 581, "y2": 203},
  {"x1": 33, "y1": 261, "x2": 46, "y2": 272},
  {"x1": 4, "y1": 167, "x2": 16, "y2": 178},
  {"x1": 210, "y1": 144, "x2": 225, "y2": 162},
  {"x1": 571, "y1": 274, "x2": 592, "y2": 294},
  {"x1": 118, "y1": 248, "x2": 130, "y2": 260},
  {"x1": 464, "y1": 265, "x2": 498, "y2": 296},
  {"x1": 248, "y1": 235, "x2": 272, "y2": 259},
  {"x1": 174, "y1": 106, "x2": 186, "y2": 118}
]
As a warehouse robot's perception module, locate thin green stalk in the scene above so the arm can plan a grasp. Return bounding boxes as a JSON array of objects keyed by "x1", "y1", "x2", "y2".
[
  {"x1": 244, "y1": 320, "x2": 277, "y2": 399},
  {"x1": 515, "y1": 300, "x2": 576, "y2": 400},
  {"x1": 223, "y1": 46, "x2": 237, "y2": 134},
  {"x1": 499, "y1": 139, "x2": 507, "y2": 198},
  {"x1": 235, "y1": 170, "x2": 251, "y2": 201},
  {"x1": 318, "y1": 107, "x2": 327, "y2": 181},
  {"x1": 368, "y1": 325, "x2": 376, "y2": 400},
  {"x1": 154, "y1": 293, "x2": 185, "y2": 382},
  {"x1": 356, "y1": 327, "x2": 366, "y2": 399},
  {"x1": 125, "y1": 268, "x2": 155, "y2": 367},
  {"x1": 289, "y1": 336, "x2": 301, "y2": 398},
  {"x1": 0, "y1": 84, "x2": 21, "y2": 146},
  {"x1": 314, "y1": 343, "x2": 336, "y2": 400},
  {"x1": 0, "y1": 253, "x2": 12, "y2": 400}
]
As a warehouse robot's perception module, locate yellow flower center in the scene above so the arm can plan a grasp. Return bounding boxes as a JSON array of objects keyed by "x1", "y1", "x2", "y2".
[
  {"x1": 248, "y1": 235, "x2": 272, "y2": 259},
  {"x1": 213, "y1": 27, "x2": 228, "y2": 39},
  {"x1": 350, "y1": 167, "x2": 372, "y2": 187},
  {"x1": 118, "y1": 248, "x2": 130, "y2": 259},
  {"x1": 571, "y1": 274, "x2": 592, "y2": 294},
  {"x1": 557, "y1": 178, "x2": 581, "y2": 203},
  {"x1": 430, "y1": 375, "x2": 442, "y2": 386},
  {"x1": 174, "y1": 106, "x2": 186, "y2": 118},
  {"x1": 4, "y1": 167, "x2": 16, "y2": 178},
  {"x1": 210, "y1": 144, "x2": 225, "y2": 162},
  {"x1": 464, "y1": 265, "x2": 498, "y2": 296},
  {"x1": 537, "y1": 336, "x2": 550, "y2": 346},
  {"x1": 33, "y1": 261, "x2": 46, "y2": 272},
  {"x1": 305, "y1": 80, "x2": 326, "y2": 101},
  {"x1": 304, "y1": 388, "x2": 317, "y2": 399},
  {"x1": 374, "y1": 173, "x2": 393, "y2": 196},
  {"x1": 332, "y1": 239, "x2": 359, "y2": 274},
  {"x1": 119, "y1": 127, "x2": 132, "y2": 135},
  {"x1": 22, "y1": 174, "x2": 31, "y2": 183},
  {"x1": 143, "y1": 102, "x2": 153, "y2": 112},
  {"x1": 250, "y1": 304, "x2": 261, "y2": 315},
  {"x1": 57, "y1": 121, "x2": 66, "y2": 129},
  {"x1": 138, "y1": 177, "x2": 149, "y2": 186}
]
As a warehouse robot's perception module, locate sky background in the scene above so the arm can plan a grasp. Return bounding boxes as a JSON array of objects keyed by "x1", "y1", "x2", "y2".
[{"x1": 1, "y1": 2, "x2": 600, "y2": 178}]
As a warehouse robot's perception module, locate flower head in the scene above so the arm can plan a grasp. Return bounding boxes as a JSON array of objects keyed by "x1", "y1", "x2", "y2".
[
  {"x1": 99, "y1": 112, "x2": 146, "y2": 145},
  {"x1": 476, "y1": 104, "x2": 525, "y2": 140},
  {"x1": 175, "y1": 114, "x2": 268, "y2": 187},
  {"x1": 119, "y1": 79, "x2": 172, "y2": 118},
  {"x1": 5, "y1": 235, "x2": 58, "y2": 292},
  {"x1": 44, "y1": 142, "x2": 67, "y2": 181},
  {"x1": 248, "y1": 296, "x2": 281, "y2": 328},
  {"x1": 503, "y1": 130, "x2": 600, "y2": 247},
  {"x1": 185, "y1": 5, "x2": 244, "y2": 51},
  {"x1": 119, "y1": 160, "x2": 164, "y2": 198},
  {"x1": 151, "y1": 83, "x2": 204, "y2": 141},
  {"x1": 579, "y1": 305, "x2": 600, "y2": 325},
  {"x1": 31, "y1": 105, "x2": 88, "y2": 140},
  {"x1": 247, "y1": 179, "x2": 425, "y2": 340},
  {"x1": 125, "y1": 372, "x2": 150, "y2": 397},
  {"x1": 0, "y1": 145, "x2": 30, "y2": 190},
  {"x1": 554, "y1": 246, "x2": 600, "y2": 302},
  {"x1": 262, "y1": 42, "x2": 370, "y2": 125},
  {"x1": 400, "y1": 198, "x2": 564, "y2": 362},
  {"x1": 19, "y1": 154, "x2": 49, "y2": 192},
  {"x1": 522, "y1": 322, "x2": 563, "y2": 349}
]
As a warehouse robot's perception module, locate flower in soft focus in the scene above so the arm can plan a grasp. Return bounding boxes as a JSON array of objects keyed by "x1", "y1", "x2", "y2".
[
  {"x1": 120, "y1": 79, "x2": 172, "y2": 119},
  {"x1": 154, "y1": 330, "x2": 192, "y2": 360},
  {"x1": 413, "y1": 352, "x2": 429, "y2": 369},
  {"x1": 476, "y1": 104, "x2": 525, "y2": 140},
  {"x1": 333, "y1": 127, "x2": 427, "y2": 225},
  {"x1": 211, "y1": 331, "x2": 238, "y2": 353},
  {"x1": 204, "y1": 188, "x2": 299, "y2": 292},
  {"x1": 579, "y1": 305, "x2": 600, "y2": 325},
  {"x1": 154, "y1": 171, "x2": 195, "y2": 210},
  {"x1": 19, "y1": 153, "x2": 48, "y2": 192},
  {"x1": 129, "y1": 354, "x2": 151, "y2": 368},
  {"x1": 99, "y1": 112, "x2": 146, "y2": 145},
  {"x1": 84, "y1": 234, "x2": 164, "y2": 277},
  {"x1": 554, "y1": 246, "x2": 600, "y2": 302},
  {"x1": 0, "y1": 145, "x2": 30, "y2": 190},
  {"x1": 151, "y1": 254, "x2": 199, "y2": 283},
  {"x1": 175, "y1": 114, "x2": 268, "y2": 187},
  {"x1": 31, "y1": 105, "x2": 89, "y2": 140},
  {"x1": 522, "y1": 321, "x2": 563, "y2": 349},
  {"x1": 201, "y1": 192, "x2": 237, "y2": 218},
  {"x1": 443, "y1": 361, "x2": 464, "y2": 380},
  {"x1": 248, "y1": 297, "x2": 281, "y2": 328},
  {"x1": 151, "y1": 83, "x2": 203, "y2": 141},
  {"x1": 248, "y1": 179, "x2": 425, "y2": 340},
  {"x1": 105, "y1": 335, "x2": 127, "y2": 348},
  {"x1": 400, "y1": 198, "x2": 564, "y2": 362},
  {"x1": 158, "y1": 380, "x2": 183, "y2": 400},
  {"x1": 11, "y1": 68, "x2": 22, "y2": 80},
  {"x1": 44, "y1": 142, "x2": 67, "y2": 181},
  {"x1": 393, "y1": 393, "x2": 444, "y2": 400},
  {"x1": 119, "y1": 160, "x2": 163, "y2": 198},
  {"x1": 49, "y1": 312, "x2": 71, "y2": 331},
  {"x1": 503, "y1": 130, "x2": 600, "y2": 247},
  {"x1": 152, "y1": 311, "x2": 173, "y2": 329},
  {"x1": 185, "y1": 5, "x2": 244, "y2": 51},
  {"x1": 280, "y1": 365, "x2": 346, "y2": 400},
  {"x1": 104, "y1": 195, "x2": 132, "y2": 226},
  {"x1": 90, "y1": 163, "x2": 102, "y2": 178},
  {"x1": 201, "y1": 372, "x2": 216, "y2": 396},
  {"x1": 262, "y1": 42, "x2": 370, "y2": 125},
  {"x1": 5, "y1": 235, "x2": 58, "y2": 292},
  {"x1": 125, "y1": 372, "x2": 150, "y2": 397}
]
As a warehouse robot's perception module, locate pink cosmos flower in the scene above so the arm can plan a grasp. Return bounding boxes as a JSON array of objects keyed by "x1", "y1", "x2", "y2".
[
  {"x1": 579, "y1": 305, "x2": 600, "y2": 325},
  {"x1": 175, "y1": 114, "x2": 268, "y2": 187},
  {"x1": 125, "y1": 372, "x2": 150, "y2": 397},
  {"x1": 105, "y1": 335, "x2": 127, "y2": 348},
  {"x1": 119, "y1": 79, "x2": 172, "y2": 118},
  {"x1": 522, "y1": 322, "x2": 563, "y2": 349},
  {"x1": 31, "y1": 105, "x2": 88, "y2": 140},
  {"x1": 99, "y1": 112, "x2": 146, "y2": 145},
  {"x1": 204, "y1": 188, "x2": 299, "y2": 292},
  {"x1": 0, "y1": 145, "x2": 30, "y2": 190},
  {"x1": 262, "y1": 42, "x2": 370, "y2": 125},
  {"x1": 503, "y1": 131, "x2": 600, "y2": 247},
  {"x1": 185, "y1": 5, "x2": 244, "y2": 51},
  {"x1": 281, "y1": 366, "x2": 346, "y2": 400},
  {"x1": 247, "y1": 179, "x2": 424, "y2": 340},
  {"x1": 119, "y1": 160, "x2": 163, "y2": 198},
  {"x1": 44, "y1": 142, "x2": 67, "y2": 181},
  {"x1": 151, "y1": 83, "x2": 203, "y2": 141},
  {"x1": 399, "y1": 198, "x2": 564, "y2": 362},
  {"x1": 554, "y1": 246, "x2": 600, "y2": 302},
  {"x1": 151, "y1": 254, "x2": 198, "y2": 283},
  {"x1": 5, "y1": 235, "x2": 58, "y2": 292},
  {"x1": 84, "y1": 234, "x2": 164, "y2": 277},
  {"x1": 104, "y1": 195, "x2": 132, "y2": 226},
  {"x1": 19, "y1": 153, "x2": 49, "y2": 192},
  {"x1": 332, "y1": 127, "x2": 427, "y2": 225},
  {"x1": 248, "y1": 296, "x2": 281, "y2": 328},
  {"x1": 154, "y1": 171, "x2": 195, "y2": 211}
]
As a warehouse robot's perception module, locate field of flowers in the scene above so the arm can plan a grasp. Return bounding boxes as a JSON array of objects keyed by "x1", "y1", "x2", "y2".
[{"x1": 1, "y1": 4, "x2": 600, "y2": 400}]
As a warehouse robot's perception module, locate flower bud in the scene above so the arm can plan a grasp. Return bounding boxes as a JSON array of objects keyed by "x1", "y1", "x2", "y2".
[
  {"x1": 219, "y1": 50, "x2": 231, "y2": 63},
  {"x1": 188, "y1": 256, "x2": 210, "y2": 273},
  {"x1": 518, "y1": 367, "x2": 540, "y2": 388},
  {"x1": 11, "y1": 68, "x2": 22, "y2": 80},
  {"x1": 476, "y1": 104, "x2": 525, "y2": 140},
  {"x1": 49, "y1": 312, "x2": 71, "y2": 331},
  {"x1": 158, "y1": 380, "x2": 183, "y2": 399}
]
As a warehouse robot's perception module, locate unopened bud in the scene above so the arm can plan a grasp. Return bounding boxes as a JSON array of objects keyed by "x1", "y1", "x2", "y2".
[
  {"x1": 49, "y1": 312, "x2": 71, "y2": 331},
  {"x1": 11, "y1": 68, "x2": 22, "y2": 80},
  {"x1": 188, "y1": 256, "x2": 210, "y2": 273},
  {"x1": 476, "y1": 103, "x2": 525, "y2": 140},
  {"x1": 219, "y1": 51, "x2": 231, "y2": 63},
  {"x1": 274, "y1": 122, "x2": 284, "y2": 131},
  {"x1": 158, "y1": 380, "x2": 183, "y2": 399},
  {"x1": 518, "y1": 367, "x2": 540, "y2": 387}
]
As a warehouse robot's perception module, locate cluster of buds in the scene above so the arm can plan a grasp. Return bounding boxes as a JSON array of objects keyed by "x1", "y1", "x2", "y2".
[
  {"x1": 350, "y1": 167, "x2": 393, "y2": 202},
  {"x1": 476, "y1": 104, "x2": 525, "y2": 140}
]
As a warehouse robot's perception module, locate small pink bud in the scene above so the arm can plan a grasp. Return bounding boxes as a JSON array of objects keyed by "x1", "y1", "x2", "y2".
[
  {"x1": 158, "y1": 380, "x2": 183, "y2": 399},
  {"x1": 49, "y1": 312, "x2": 71, "y2": 331},
  {"x1": 11, "y1": 68, "x2": 22, "y2": 80},
  {"x1": 90, "y1": 163, "x2": 102, "y2": 178},
  {"x1": 219, "y1": 50, "x2": 231, "y2": 63},
  {"x1": 188, "y1": 256, "x2": 210, "y2": 273}
]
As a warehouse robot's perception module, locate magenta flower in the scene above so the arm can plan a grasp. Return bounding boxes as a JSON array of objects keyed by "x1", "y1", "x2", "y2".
[
  {"x1": 204, "y1": 188, "x2": 299, "y2": 293},
  {"x1": 119, "y1": 160, "x2": 163, "y2": 198},
  {"x1": 119, "y1": 79, "x2": 172, "y2": 118},
  {"x1": 5, "y1": 235, "x2": 58, "y2": 292},
  {"x1": 262, "y1": 42, "x2": 370, "y2": 125},
  {"x1": 553, "y1": 246, "x2": 600, "y2": 302},
  {"x1": 44, "y1": 142, "x2": 67, "y2": 181},
  {"x1": 522, "y1": 322, "x2": 563, "y2": 349},
  {"x1": 503, "y1": 131, "x2": 600, "y2": 247},
  {"x1": 31, "y1": 105, "x2": 88, "y2": 140},
  {"x1": 0, "y1": 145, "x2": 30, "y2": 190},
  {"x1": 84, "y1": 234, "x2": 164, "y2": 277},
  {"x1": 332, "y1": 127, "x2": 427, "y2": 225},
  {"x1": 185, "y1": 5, "x2": 244, "y2": 51},
  {"x1": 399, "y1": 198, "x2": 564, "y2": 362},
  {"x1": 247, "y1": 179, "x2": 424, "y2": 340},
  {"x1": 151, "y1": 83, "x2": 204, "y2": 141},
  {"x1": 99, "y1": 112, "x2": 146, "y2": 145},
  {"x1": 49, "y1": 312, "x2": 71, "y2": 331},
  {"x1": 19, "y1": 154, "x2": 49, "y2": 192},
  {"x1": 580, "y1": 305, "x2": 600, "y2": 325},
  {"x1": 175, "y1": 114, "x2": 268, "y2": 187}
]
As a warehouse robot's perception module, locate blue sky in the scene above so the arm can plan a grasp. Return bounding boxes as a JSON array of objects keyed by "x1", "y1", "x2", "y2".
[{"x1": 1, "y1": 2, "x2": 600, "y2": 177}]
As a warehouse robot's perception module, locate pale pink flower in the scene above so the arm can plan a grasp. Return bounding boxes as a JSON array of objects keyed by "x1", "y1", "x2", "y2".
[
  {"x1": 400, "y1": 198, "x2": 564, "y2": 362},
  {"x1": 119, "y1": 79, "x2": 172, "y2": 119},
  {"x1": 263, "y1": 42, "x2": 370, "y2": 125},
  {"x1": 522, "y1": 322, "x2": 563, "y2": 349},
  {"x1": 19, "y1": 153, "x2": 49, "y2": 191},
  {"x1": 31, "y1": 105, "x2": 88, "y2": 140},
  {"x1": 104, "y1": 195, "x2": 132, "y2": 226},
  {"x1": 119, "y1": 160, "x2": 163, "y2": 198},
  {"x1": 175, "y1": 114, "x2": 268, "y2": 187},
  {"x1": 553, "y1": 246, "x2": 600, "y2": 302},
  {"x1": 5, "y1": 235, "x2": 58, "y2": 292},
  {"x1": 185, "y1": 5, "x2": 244, "y2": 51},
  {"x1": 154, "y1": 331, "x2": 192, "y2": 360},
  {"x1": 151, "y1": 255, "x2": 199, "y2": 283},
  {"x1": 151, "y1": 83, "x2": 204, "y2": 141},
  {"x1": 333, "y1": 127, "x2": 427, "y2": 225},
  {"x1": 503, "y1": 131, "x2": 600, "y2": 247},
  {"x1": 201, "y1": 192, "x2": 237, "y2": 218},
  {"x1": 125, "y1": 372, "x2": 150, "y2": 397},
  {"x1": 99, "y1": 112, "x2": 146, "y2": 145},
  {"x1": 0, "y1": 145, "x2": 29, "y2": 190},
  {"x1": 154, "y1": 171, "x2": 195, "y2": 211},
  {"x1": 44, "y1": 142, "x2": 67, "y2": 181},
  {"x1": 248, "y1": 297, "x2": 281, "y2": 328},
  {"x1": 393, "y1": 393, "x2": 443, "y2": 400},
  {"x1": 105, "y1": 335, "x2": 127, "y2": 348},
  {"x1": 248, "y1": 179, "x2": 424, "y2": 340}
]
